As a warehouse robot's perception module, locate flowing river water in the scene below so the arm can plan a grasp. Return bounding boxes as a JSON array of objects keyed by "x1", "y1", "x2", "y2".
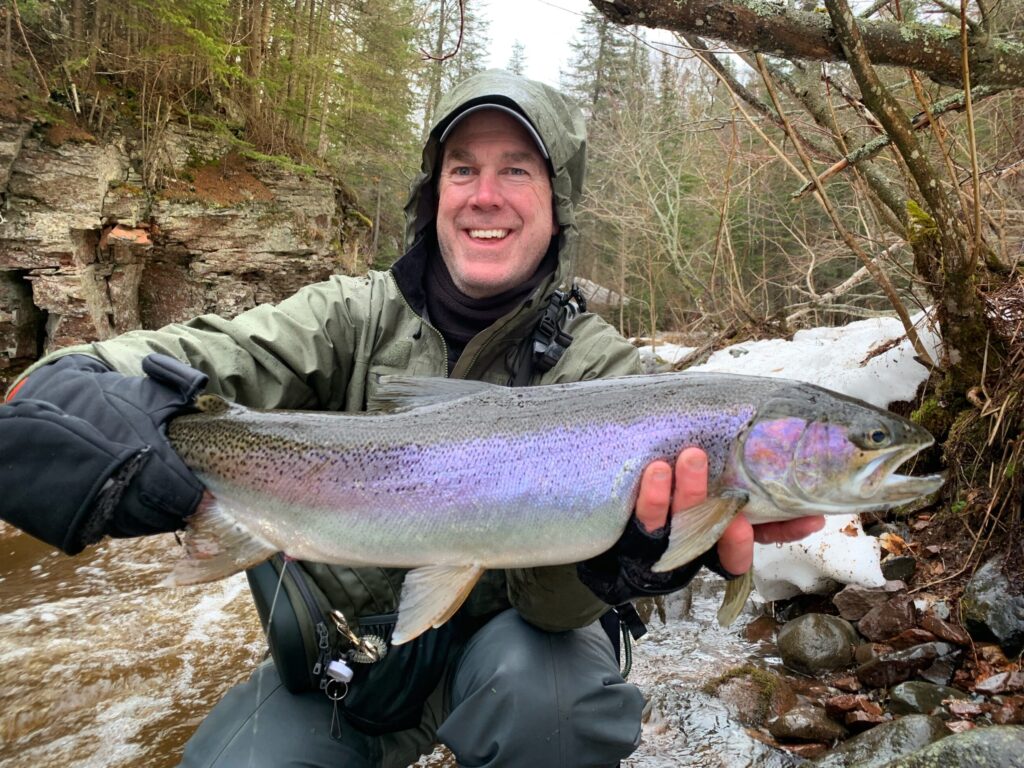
[{"x1": 1, "y1": 523, "x2": 794, "y2": 768}]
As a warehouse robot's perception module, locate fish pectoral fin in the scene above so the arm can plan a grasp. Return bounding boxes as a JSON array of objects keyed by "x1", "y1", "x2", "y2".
[
  {"x1": 650, "y1": 496, "x2": 745, "y2": 573},
  {"x1": 162, "y1": 499, "x2": 277, "y2": 586},
  {"x1": 717, "y1": 570, "x2": 753, "y2": 627},
  {"x1": 391, "y1": 564, "x2": 484, "y2": 645}
]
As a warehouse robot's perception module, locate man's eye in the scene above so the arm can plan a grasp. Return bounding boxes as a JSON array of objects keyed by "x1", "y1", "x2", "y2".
[
  {"x1": 449, "y1": 166, "x2": 473, "y2": 176},
  {"x1": 507, "y1": 167, "x2": 528, "y2": 176}
]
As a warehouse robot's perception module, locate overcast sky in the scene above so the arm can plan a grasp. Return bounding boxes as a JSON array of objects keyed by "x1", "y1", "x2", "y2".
[{"x1": 479, "y1": 0, "x2": 593, "y2": 88}]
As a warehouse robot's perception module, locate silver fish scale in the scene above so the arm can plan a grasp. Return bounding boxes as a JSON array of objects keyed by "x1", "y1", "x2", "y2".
[{"x1": 166, "y1": 372, "x2": 902, "y2": 569}]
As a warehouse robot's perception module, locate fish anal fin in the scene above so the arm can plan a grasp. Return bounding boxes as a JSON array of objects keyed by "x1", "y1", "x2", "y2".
[
  {"x1": 391, "y1": 564, "x2": 484, "y2": 645},
  {"x1": 650, "y1": 496, "x2": 745, "y2": 573},
  {"x1": 717, "y1": 570, "x2": 754, "y2": 627},
  {"x1": 163, "y1": 498, "x2": 277, "y2": 586}
]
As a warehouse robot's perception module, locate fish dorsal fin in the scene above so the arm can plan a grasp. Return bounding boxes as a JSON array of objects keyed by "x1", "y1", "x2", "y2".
[
  {"x1": 650, "y1": 495, "x2": 746, "y2": 573},
  {"x1": 391, "y1": 564, "x2": 484, "y2": 645},
  {"x1": 717, "y1": 570, "x2": 754, "y2": 627},
  {"x1": 367, "y1": 376, "x2": 502, "y2": 413}
]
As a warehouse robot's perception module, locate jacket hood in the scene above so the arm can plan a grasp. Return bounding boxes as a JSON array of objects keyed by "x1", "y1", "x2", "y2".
[{"x1": 404, "y1": 69, "x2": 587, "y2": 286}]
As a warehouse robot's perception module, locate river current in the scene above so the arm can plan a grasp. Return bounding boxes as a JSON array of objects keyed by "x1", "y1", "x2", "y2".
[{"x1": 1, "y1": 524, "x2": 792, "y2": 768}]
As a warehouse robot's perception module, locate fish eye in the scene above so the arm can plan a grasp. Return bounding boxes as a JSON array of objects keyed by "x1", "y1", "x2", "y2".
[{"x1": 867, "y1": 427, "x2": 890, "y2": 446}]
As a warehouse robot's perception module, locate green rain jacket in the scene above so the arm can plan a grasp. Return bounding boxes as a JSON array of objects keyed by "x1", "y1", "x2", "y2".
[{"x1": 27, "y1": 70, "x2": 641, "y2": 658}]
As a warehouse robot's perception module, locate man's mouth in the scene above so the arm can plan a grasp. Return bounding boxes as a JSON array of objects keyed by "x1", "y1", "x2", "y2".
[{"x1": 466, "y1": 229, "x2": 510, "y2": 240}]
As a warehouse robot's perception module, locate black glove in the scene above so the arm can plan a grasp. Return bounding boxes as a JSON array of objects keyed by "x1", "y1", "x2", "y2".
[
  {"x1": 577, "y1": 516, "x2": 739, "y2": 605},
  {"x1": 0, "y1": 353, "x2": 208, "y2": 554}
]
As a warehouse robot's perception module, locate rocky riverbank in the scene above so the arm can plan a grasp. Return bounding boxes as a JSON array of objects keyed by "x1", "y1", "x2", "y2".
[{"x1": 629, "y1": 514, "x2": 1024, "y2": 767}]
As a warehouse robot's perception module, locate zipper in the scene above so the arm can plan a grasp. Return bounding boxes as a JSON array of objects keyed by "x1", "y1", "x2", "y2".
[
  {"x1": 277, "y1": 555, "x2": 332, "y2": 685},
  {"x1": 391, "y1": 274, "x2": 450, "y2": 376}
]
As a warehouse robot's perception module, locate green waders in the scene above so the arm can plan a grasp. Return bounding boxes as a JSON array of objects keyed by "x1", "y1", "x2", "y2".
[{"x1": 177, "y1": 609, "x2": 643, "y2": 768}]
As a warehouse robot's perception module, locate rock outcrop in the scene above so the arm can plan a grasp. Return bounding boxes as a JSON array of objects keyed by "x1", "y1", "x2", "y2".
[{"x1": 0, "y1": 119, "x2": 363, "y2": 388}]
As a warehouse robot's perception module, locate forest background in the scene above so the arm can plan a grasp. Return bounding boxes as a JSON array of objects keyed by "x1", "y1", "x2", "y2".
[{"x1": 2, "y1": 0, "x2": 1023, "y2": 571}]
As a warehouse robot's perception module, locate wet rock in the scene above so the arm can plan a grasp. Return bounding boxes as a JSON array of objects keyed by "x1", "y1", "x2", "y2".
[
  {"x1": 767, "y1": 704, "x2": 846, "y2": 741},
  {"x1": 834, "y1": 581, "x2": 906, "y2": 621},
  {"x1": 855, "y1": 642, "x2": 894, "y2": 664},
  {"x1": 859, "y1": 595, "x2": 917, "y2": 642},
  {"x1": 813, "y1": 714, "x2": 948, "y2": 768},
  {"x1": 975, "y1": 671, "x2": 1024, "y2": 695},
  {"x1": 844, "y1": 709, "x2": 887, "y2": 731},
  {"x1": 833, "y1": 676, "x2": 862, "y2": 692},
  {"x1": 705, "y1": 666, "x2": 797, "y2": 727},
  {"x1": 784, "y1": 742, "x2": 828, "y2": 759},
  {"x1": 918, "y1": 653, "x2": 960, "y2": 686},
  {"x1": 878, "y1": 724, "x2": 1024, "y2": 767},
  {"x1": 824, "y1": 693, "x2": 885, "y2": 732},
  {"x1": 881, "y1": 556, "x2": 917, "y2": 582},
  {"x1": 919, "y1": 613, "x2": 971, "y2": 646},
  {"x1": 778, "y1": 614, "x2": 858, "y2": 674},
  {"x1": 856, "y1": 643, "x2": 954, "y2": 688},
  {"x1": 887, "y1": 628, "x2": 938, "y2": 650},
  {"x1": 946, "y1": 699, "x2": 984, "y2": 719},
  {"x1": 887, "y1": 682, "x2": 969, "y2": 717},
  {"x1": 990, "y1": 695, "x2": 1024, "y2": 725},
  {"x1": 961, "y1": 556, "x2": 1024, "y2": 656}
]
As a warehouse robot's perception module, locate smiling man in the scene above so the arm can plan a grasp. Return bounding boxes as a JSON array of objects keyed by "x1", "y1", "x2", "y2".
[
  {"x1": 0, "y1": 70, "x2": 822, "y2": 767},
  {"x1": 435, "y1": 108, "x2": 559, "y2": 298}
]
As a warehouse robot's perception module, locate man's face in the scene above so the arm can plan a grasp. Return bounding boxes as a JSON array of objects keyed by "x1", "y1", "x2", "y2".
[{"x1": 436, "y1": 109, "x2": 558, "y2": 299}]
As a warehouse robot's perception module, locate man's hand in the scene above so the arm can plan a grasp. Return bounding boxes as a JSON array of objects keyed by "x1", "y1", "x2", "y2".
[
  {"x1": 636, "y1": 447, "x2": 826, "y2": 576},
  {"x1": 0, "y1": 353, "x2": 208, "y2": 555},
  {"x1": 578, "y1": 446, "x2": 826, "y2": 605}
]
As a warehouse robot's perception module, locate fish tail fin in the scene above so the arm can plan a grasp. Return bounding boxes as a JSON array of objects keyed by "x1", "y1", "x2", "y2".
[
  {"x1": 163, "y1": 495, "x2": 277, "y2": 586},
  {"x1": 717, "y1": 570, "x2": 753, "y2": 627}
]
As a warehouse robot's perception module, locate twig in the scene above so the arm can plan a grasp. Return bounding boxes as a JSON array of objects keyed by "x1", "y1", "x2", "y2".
[
  {"x1": 785, "y1": 243, "x2": 902, "y2": 324},
  {"x1": 858, "y1": 0, "x2": 892, "y2": 18},
  {"x1": 961, "y1": 0, "x2": 983, "y2": 264},
  {"x1": 11, "y1": 0, "x2": 48, "y2": 98},
  {"x1": 420, "y1": 0, "x2": 465, "y2": 63},
  {"x1": 755, "y1": 53, "x2": 936, "y2": 369},
  {"x1": 792, "y1": 85, "x2": 1001, "y2": 199},
  {"x1": 932, "y1": 0, "x2": 979, "y2": 31}
]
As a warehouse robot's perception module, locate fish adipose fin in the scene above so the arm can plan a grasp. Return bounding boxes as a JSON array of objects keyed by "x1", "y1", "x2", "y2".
[
  {"x1": 717, "y1": 570, "x2": 754, "y2": 627},
  {"x1": 650, "y1": 496, "x2": 745, "y2": 573},
  {"x1": 368, "y1": 376, "x2": 502, "y2": 413},
  {"x1": 163, "y1": 499, "x2": 277, "y2": 586},
  {"x1": 391, "y1": 564, "x2": 484, "y2": 645}
]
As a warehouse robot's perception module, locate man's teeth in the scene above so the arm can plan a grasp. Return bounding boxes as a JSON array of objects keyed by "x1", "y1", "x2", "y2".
[{"x1": 468, "y1": 229, "x2": 509, "y2": 239}]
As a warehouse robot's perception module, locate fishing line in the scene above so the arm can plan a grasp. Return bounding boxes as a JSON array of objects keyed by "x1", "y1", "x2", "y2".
[{"x1": 247, "y1": 556, "x2": 290, "y2": 768}]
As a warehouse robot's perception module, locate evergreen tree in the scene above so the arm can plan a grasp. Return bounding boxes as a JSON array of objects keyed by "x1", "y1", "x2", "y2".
[
  {"x1": 416, "y1": 0, "x2": 491, "y2": 139},
  {"x1": 507, "y1": 40, "x2": 526, "y2": 76},
  {"x1": 561, "y1": 8, "x2": 633, "y2": 120}
]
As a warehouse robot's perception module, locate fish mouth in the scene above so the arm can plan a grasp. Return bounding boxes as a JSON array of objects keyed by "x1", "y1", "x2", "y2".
[{"x1": 857, "y1": 439, "x2": 945, "y2": 505}]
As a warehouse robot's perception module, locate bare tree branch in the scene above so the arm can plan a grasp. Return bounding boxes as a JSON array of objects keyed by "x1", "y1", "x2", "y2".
[
  {"x1": 590, "y1": 0, "x2": 1024, "y2": 88},
  {"x1": 754, "y1": 53, "x2": 936, "y2": 366},
  {"x1": 791, "y1": 84, "x2": 1004, "y2": 199}
]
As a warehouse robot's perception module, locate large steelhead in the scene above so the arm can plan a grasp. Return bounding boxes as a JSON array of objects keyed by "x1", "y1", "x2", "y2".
[{"x1": 166, "y1": 372, "x2": 943, "y2": 643}]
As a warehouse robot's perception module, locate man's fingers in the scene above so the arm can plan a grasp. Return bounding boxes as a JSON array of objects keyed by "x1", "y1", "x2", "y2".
[
  {"x1": 671, "y1": 446, "x2": 708, "y2": 513},
  {"x1": 634, "y1": 460, "x2": 672, "y2": 533},
  {"x1": 752, "y1": 515, "x2": 826, "y2": 544},
  {"x1": 716, "y1": 514, "x2": 754, "y2": 575}
]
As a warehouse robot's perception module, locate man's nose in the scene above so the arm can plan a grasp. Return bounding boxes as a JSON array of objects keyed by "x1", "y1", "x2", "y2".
[{"x1": 470, "y1": 171, "x2": 503, "y2": 208}]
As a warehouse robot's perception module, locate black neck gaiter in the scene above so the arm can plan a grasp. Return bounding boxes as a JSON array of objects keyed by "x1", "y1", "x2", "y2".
[{"x1": 425, "y1": 241, "x2": 557, "y2": 372}]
